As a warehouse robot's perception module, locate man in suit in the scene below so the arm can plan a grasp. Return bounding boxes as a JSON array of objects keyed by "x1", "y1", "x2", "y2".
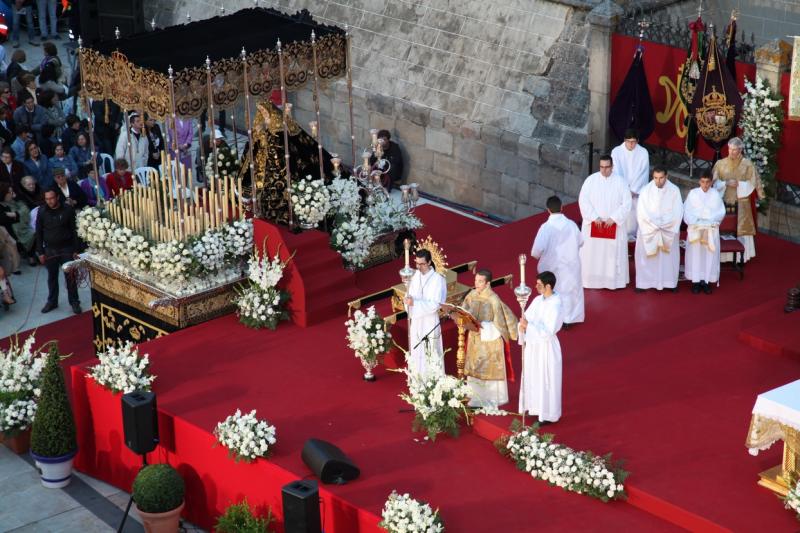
[{"x1": 53, "y1": 168, "x2": 87, "y2": 210}]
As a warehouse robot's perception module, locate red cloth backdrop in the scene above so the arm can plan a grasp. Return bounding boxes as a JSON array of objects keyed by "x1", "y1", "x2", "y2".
[{"x1": 610, "y1": 34, "x2": 800, "y2": 187}]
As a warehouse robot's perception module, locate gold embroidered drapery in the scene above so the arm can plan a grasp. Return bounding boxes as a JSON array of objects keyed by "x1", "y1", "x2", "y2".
[{"x1": 79, "y1": 32, "x2": 346, "y2": 120}]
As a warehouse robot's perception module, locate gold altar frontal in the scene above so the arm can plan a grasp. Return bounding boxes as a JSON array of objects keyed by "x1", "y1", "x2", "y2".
[
  {"x1": 747, "y1": 413, "x2": 800, "y2": 496},
  {"x1": 88, "y1": 260, "x2": 242, "y2": 352}
]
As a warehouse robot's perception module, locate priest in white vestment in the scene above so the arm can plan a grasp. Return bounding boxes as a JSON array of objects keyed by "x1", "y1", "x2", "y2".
[
  {"x1": 518, "y1": 271, "x2": 564, "y2": 424},
  {"x1": 684, "y1": 171, "x2": 726, "y2": 294},
  {"x1": 578, "y1": 155, "x2": 631, "y2": 290},
  {"x1": 635, "y1": 167, "x2": 683, "y2": 291},
  {"x1": 404, "y1": 249, "x2": 448, "y2": 380},
  {"x1": 610, "y1": 129, "x2": 650, "y2": 239},
  {"x1": 531, "y1": 195, "x2": 584, "y2": 324}
]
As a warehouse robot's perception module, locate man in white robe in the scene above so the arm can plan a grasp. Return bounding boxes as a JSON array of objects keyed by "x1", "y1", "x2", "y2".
[
  {"x1": 518, "y1": 271, "x2": 564, "y2": 424},
  {"x1": 404, "y1": 249, "x2": 447, "y2": 380},
  {"x1": 531, "y1": 195, "x2": 584, "y2": 324},
  {"x1": 684, "y1": 171, "x2": 726, "y2": 294},
  {"x1": 635, "y1": 167, "x2": 683, "y2": 291},
  {"x1": 114, "y1": 112, "x2": 149, "y2": 171},
  {"x1": 610, "y1": 129, "x2": 650, "y2": 240},
  {"x1": 578, "y1": 155, "x2": 631, "y2": 290}
]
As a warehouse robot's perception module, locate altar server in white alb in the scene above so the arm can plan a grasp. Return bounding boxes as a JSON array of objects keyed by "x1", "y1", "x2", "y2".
[
  {"x1": 518, "y1": 271, "x2": 564, "y2": 425},
  {"x1": 578, "y1": 155, "x2": 631, "y2": 290},
  {"x1": 531, "y1": 195, "x2": 584, "y2": 324},
  {"x1": 610, "y1": 129, "x2": 650, "y2": 239},
  {"x1": 635, "y1": 167, "x2": 683, "y2": 292},
  {"x1": 404, "y1": 249, "x2": 448, "y2": 380},
  {"x1": 684, "y1": 171, "x2": 726, "y2": 294}
]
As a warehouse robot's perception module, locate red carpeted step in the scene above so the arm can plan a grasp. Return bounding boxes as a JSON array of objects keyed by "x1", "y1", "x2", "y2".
[{"x1": 738, "y1": 309, "x2": 800, "y2": 357}]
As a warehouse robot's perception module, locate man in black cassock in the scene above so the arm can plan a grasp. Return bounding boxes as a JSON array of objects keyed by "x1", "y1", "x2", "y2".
[{"x1": 375, "y1": 129, "x2": 404, "y2": 191}]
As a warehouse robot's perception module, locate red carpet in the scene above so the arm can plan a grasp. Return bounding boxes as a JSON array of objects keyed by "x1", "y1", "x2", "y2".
[
  {"x1": 738, "y1": 308, "x2": 800, "y2": 358},
  {"x1": 13, "y1": 204, "x2": 800, "y2": 531}
]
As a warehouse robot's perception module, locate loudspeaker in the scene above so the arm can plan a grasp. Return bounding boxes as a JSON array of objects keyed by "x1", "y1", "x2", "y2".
[
  {"x1": 301, "y1": 439, "x2": 360, "y2": 484},
  {"x1": 121, "y1": 391, "x2": 158, "y2": 455},
  {"x1": 282, "y1": 480, "x2": 321, "y2": 533},
  {"x1": 78, "y1": 0, "x2": 145, "y2": 44}
]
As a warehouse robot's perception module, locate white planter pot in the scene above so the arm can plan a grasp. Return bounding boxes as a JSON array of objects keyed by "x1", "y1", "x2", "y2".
[{"x1": 30, "y1": 449, "x2": 77, "y2": 489}]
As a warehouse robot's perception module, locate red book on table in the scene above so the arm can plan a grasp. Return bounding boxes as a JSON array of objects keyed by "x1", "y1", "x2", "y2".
[{"x1": 590, "y1": 221, "x2": 617, "y2": 239}]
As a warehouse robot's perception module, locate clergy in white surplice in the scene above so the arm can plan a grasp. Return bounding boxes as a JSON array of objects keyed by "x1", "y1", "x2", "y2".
[
  {"x1": 635, "y1": 167, "x2": 683, "y2": 291},
  {"x1": 531, "y1": 195, "x2": 584, "y2": 324},
  {"x1": 610, "y1": 129, "x2": 650, "y2": 239},
  {"x1": 684, "y1": 171, "x2": 726, "y2": 294},
  {"x1": 518, "y1": 271, "x2": 564, "y2": 424},
  {"x1": 404, "y1": 249, "x2": 448, "y2": 380},
  {"x1": 578, "y1": 155, "x2": 631, "y2": 290}
]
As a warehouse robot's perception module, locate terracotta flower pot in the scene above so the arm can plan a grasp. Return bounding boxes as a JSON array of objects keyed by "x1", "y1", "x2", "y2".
[
  {"x1": 0, "y1": 428, "x2": 31, "y2": 454},
  {"x1": 135, "y1": 501, "x2": 184, "y2": 533}
]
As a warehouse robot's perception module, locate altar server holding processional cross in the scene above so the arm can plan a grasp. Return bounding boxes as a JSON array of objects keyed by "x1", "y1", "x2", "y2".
[
  {"x1": 634, "y1": 167, "x2": 683, "y2": 292},
  {"x1": 578, "y1": 155, "x2": 631, "y2": 290},
  {"x1": 518, "y1": 271, "x2": 564, "y2": 425},
  {"x1": 531, "y1": 195, "x2": 584, "y2": 325},
  {"x1": 462, "y1": 269, "x2": 518, "y2": 409},
  {"x1": 404, "y1": 249, "x2": 447, "y2": 380},
  {"x1": 684, "y1": 171, "x2": 726, "y2": 294},
  {"x1": 610, "y1": 129, "x2": 650, "y2": 240}
]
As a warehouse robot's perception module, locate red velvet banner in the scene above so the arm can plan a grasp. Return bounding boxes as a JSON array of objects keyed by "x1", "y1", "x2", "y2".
[{"x1": 611, "y1": 34, "x2": 800, "y2": 186}]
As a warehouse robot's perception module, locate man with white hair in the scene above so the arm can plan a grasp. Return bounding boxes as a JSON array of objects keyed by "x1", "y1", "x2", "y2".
[
  {"x1": 610, "y1": 129, "x2": 650, "y2": 240},
  {"x1": 712, "y1": 137, "x2": 764, "y2": 261}
]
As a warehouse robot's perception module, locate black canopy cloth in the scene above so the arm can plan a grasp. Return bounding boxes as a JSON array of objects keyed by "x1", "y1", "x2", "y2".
[{"x1": 78, "y1": 8, "x2": 347, "y2": 120}]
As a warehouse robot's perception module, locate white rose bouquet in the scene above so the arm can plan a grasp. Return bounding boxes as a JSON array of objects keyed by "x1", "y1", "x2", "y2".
[
  {"x1": 214, "y1": 408, "x2": 277, "y2": 462},
  {"x1": 497, "y1": 420, "x2": 628, "y2": 502},
  {"x1": 190, "y1": 228, "x2": 227, "y2": 273},
  {"x1": 379, "y1": 491, "x2": 444, "y2": 533},
  {"x1": 204, "y1": 144, "x2": 240, "y2": 180},
  {"x1": 292, "y1": 176, "x2": 331, "y2": 228},
  {"x1": 330, "y1": 216, "x2": 377, "y2": 268},
  {"x1": 0, "y1": 334, "x2": 45, "y2": 435},
  {"x1": 785, "y1": 479, "x2": 800, "y2": 520},
  {"x1": 235, "y1": 248, "x2": 291, "y2": 330},
  {"x1": 345, "y1": 306, "x2": 392, "y2": 380},
  {"x1": 90, "y1": 341, "x2": 155, "y2": 394},
  {"x1": 400, "y1": 372, "x2": 471, "y2": 441}
]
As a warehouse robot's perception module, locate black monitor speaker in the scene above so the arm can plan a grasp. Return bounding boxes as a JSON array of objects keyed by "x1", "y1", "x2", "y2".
[
  {"x1": 282, "y1": 480, "x2": 321, "y2": 533},
  {"x1": 121, "y1": 390, "x2": 158, "y2": 455},
  {"x1": 300, "y1": 438, "x2": 360, "y2": 485},
  {"x1": 78, "y1": 0, "x2": 145, "y2": 45}
]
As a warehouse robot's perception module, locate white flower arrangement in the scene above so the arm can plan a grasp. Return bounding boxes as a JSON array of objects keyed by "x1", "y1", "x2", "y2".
[
  {"x1": 379, "y1": 491, "x2": 444, "y2": 533},
  {"x1": 400, "y1": 371, "x2": 471, "y2": 441},
  {"x1": 498, "y1": 421, "x2": 628, "y2": 502},
  {"x1": 235, "y1": 248, "x2": 291, "y2": 330},
  {"x1": 77, "y1": 207, "x2": 253, "y2": 294},
  {"x1": 366, "y1": 197, "x2": 423, "y2": 234},
  {"x1": 785, "y1": 478, "x2": 800, "y2": 521},
  {"x1": 0, "y1": 334, "x2": 45, "y2": 434},
  {"x1": 214, "y1": 408, "x2": 277, "y2": 462},
  {"x1": 345, "y1": 306, "x2": 392, "y2": 365},
  {"x1": 327, "y1": 177, "x2": 361, "y2": 220},
  {"x1": 330, "y1": 216, "x2": 377, "y2": 268},
  {"x1": 90, "y1": 341, "x2": 155, "y2": 394},
  {"x1": 204, "y1": 145, "x2": 240, "y2": 179},
  {"x1": 292, "y1": 176, "x2": 331, "y2": 228},
  {"x1": 739, "y1": 76, "x2": 784, "y2": 211}
]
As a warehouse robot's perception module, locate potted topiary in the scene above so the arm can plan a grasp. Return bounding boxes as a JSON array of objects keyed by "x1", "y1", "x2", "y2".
[
  {"x1": 132, "y1": 463, "x2": 185, "y2": 533},
  {"x1": 29, "y1": 342, "x2": 78, "y2": 488},
  {"x1": 216, "y1": 499, "x2": 273, "y2": 533}
]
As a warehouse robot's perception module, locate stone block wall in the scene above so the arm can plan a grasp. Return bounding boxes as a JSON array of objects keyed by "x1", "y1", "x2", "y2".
[{"x1": 145, "y1": 0, "x2": 594, "y2": 221}]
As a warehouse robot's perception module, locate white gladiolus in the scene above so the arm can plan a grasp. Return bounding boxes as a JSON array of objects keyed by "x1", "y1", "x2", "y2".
[{"x1": 0, "y1": 334, "x2": 45, "y2": 433}]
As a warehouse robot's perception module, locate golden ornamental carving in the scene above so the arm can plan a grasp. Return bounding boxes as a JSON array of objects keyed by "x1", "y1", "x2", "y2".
[
  {"x1": 694, "y1": 85, "x2": 735, "y2": 143},
  {"x1": 80, "y1": 33, "x2": 346, "y2": 120},
  {"x1": 415, "y1": 235, "x2": 449, "y2": 274}
]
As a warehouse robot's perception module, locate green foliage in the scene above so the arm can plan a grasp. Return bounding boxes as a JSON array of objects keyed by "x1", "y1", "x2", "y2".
[
  {"x1": 411, "y1": 410, "x2": 461, "y2": 442},
  {"x1": 132, "y1": 464, "x2": 185, "y2": 513},
  {"x1": 216, "y1": 499, "x2": 274, "y2": 533},
  {"x1": 30, "y1": 343, "x2": 76, "y2": 457}
]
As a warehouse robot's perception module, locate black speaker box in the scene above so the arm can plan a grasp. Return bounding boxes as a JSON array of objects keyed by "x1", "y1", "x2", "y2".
[
  {"x1": 78, "y1": 0, "x2": 145, "y2": 45},
  {"x1": 301, "y1": 439, "x2": 360, "y2": 484},
  {"x1": 282, "y1": 480, "x2": 321, "y2": 533},
  {"x1": 121, "y1": 391, "x2": 158, "y2": 455}
]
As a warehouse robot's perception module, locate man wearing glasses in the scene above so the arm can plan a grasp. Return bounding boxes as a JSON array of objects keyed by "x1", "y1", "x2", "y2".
[
  {"x1": 578, "y1": 155, "x2": 631, "y2": 290},
  {"x1": 610, "y1": 129, "x2": 650, "y2": 240},
  {"x1": 404, "y1": 249, "x2": 447, "y2": 380}
]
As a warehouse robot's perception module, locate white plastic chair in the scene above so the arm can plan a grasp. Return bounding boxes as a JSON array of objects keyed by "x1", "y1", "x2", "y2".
[
  {"x1": 134, "y1": 167, "x2": 158, "y2": 187},
  {"x1": 97, "y1": 153, "x2": 115, "y2": 175}
]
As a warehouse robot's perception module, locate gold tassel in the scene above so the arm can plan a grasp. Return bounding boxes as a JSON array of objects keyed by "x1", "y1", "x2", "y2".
[{"x1": 104, "y1": 100, "x2": 109, "y2": 124}]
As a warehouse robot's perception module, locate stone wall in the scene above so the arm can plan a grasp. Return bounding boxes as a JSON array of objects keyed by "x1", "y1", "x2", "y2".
[{"x1": 145, "y1": 0, "x2": 595, "y2": 220}]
